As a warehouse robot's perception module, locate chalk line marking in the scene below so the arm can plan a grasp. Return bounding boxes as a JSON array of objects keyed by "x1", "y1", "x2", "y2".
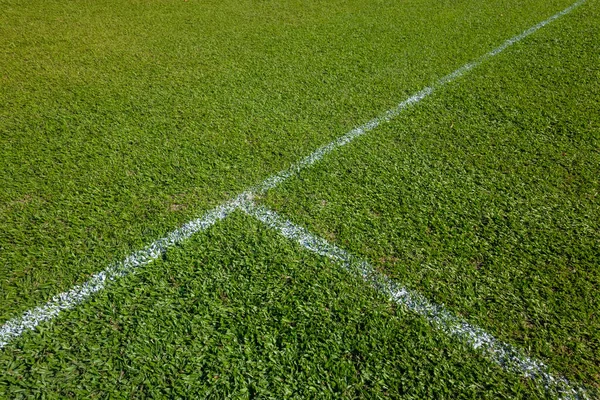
[
  {"x1": 0, "y1": 200, "x2": 240, "y2": 349},
  {"x1": 0, "y1": 0, "x2": 586, "y2": 365},
  {"x1": 251, "y1": 0, "x2": 586, "y2": 194},
  {"x1": 240, "y1": 200, "x2": 590, "y2": 399}
]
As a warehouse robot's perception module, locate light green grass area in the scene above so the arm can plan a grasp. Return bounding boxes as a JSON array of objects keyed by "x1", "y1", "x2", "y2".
[
  {"x1": 0, "y1": 214, "x2": 548, "y2": 398},
  {"x1": 0, "y1": 0, "x2": 582, "y2": 322},
  {"x1": 262, "y1": 1, "x2": 600, "y2": 388}
]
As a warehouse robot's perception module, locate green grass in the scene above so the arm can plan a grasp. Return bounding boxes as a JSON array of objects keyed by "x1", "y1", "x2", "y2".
[
  {"x1": 0, "y1": 0, "x2": 585, "y2": 322},
  {"x1": 0, "y1": 214, "x2": 549, "y2": 398},
  {"x1": 1, "y1": 0, "x2": 598, "y2": 396},
  {"x1": 261, "y1": 1, "x2": 600, "y2": 388}
]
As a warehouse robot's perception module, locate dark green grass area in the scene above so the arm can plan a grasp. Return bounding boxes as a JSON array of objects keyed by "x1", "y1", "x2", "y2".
[
  {"x1": 0, "y1": 214, "x2": 547, "y2": 398},
  {"x1": 0, "y1": 0, "x2": 582, "y2": 322},
  {"x1": 262, "y1": 2, "x2": 600, "y2": 388}
]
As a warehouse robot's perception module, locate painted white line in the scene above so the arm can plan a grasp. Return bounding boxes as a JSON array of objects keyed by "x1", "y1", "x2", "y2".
[
  {"x1": 251, "y1": 0, "x2": 586, "y2": 194},
  {"x1": 0, "y1": 0, "x2": 586, "y2": 350},
  {"x1": 240, "y1": 200, "x2": 590, "y2": 400},
  {"x1": 0, "y1": 200, "x2": 240, "y2": 349}
]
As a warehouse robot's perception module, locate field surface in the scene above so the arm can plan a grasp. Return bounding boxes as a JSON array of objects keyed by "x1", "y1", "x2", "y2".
[{"x1": 1, "y1": 0, "x2": 598, "y2": 397}]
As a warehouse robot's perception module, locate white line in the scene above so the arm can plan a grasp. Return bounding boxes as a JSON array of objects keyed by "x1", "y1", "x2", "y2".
[
  {"x1": 251, "y1": 0, "x2": 586, "y2": 194},
  {"x1": 0, "y1": 200, "x2": 240, "y2": 349},
  {"x1": 0, "y1": 0, "x2": 586, "y2": 350},
  {"x1": 240, "y1": 201, "x2": 590, "y2": 400}
]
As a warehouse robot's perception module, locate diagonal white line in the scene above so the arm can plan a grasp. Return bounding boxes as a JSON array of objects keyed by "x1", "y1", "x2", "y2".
[
  {"x1": 0, "y1": 0, "x2": 586, "y2": 354},
  {"x1": 251, "y1": 0, "x2": 586, "y2": 194},
  {"x1": 240, "y1": 200, "x2": 590, "y2": 400},
  {"x1": 0, "y1": 200, "x2": 241, "y2": 349}
]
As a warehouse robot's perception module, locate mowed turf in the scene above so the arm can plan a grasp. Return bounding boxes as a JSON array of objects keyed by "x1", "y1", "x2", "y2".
[
  {"x1": 261, "y1": 1, "x2": 600, "y2": 389},
  {"x1": 1, "y1": 0, "x2": 598, "y2": 397},
  {"x1": 0, "y1": 214, "x2": 552, "y2": 398},
  {"x1": 0, "y1": 0, "x2": 586, "y2": 322}
]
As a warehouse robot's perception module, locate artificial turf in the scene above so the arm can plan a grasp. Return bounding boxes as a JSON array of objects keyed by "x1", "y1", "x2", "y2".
[
  {"x1": 0, "y1": 214, "x2": 549, "y2": 398},
  {"x1": 261, "y1": 0, "x2": 600, "y2": 389}
]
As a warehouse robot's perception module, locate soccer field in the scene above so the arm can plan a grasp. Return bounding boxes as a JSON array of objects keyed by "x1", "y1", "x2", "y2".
[{"x1": 1, "y1": 0, "x2": 599, "y2": 397}]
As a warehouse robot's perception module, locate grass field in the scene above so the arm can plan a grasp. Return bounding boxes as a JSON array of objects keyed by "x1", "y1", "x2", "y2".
[{"x1": 1, "y1": 0, "x2": 599, "y2": 397}]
